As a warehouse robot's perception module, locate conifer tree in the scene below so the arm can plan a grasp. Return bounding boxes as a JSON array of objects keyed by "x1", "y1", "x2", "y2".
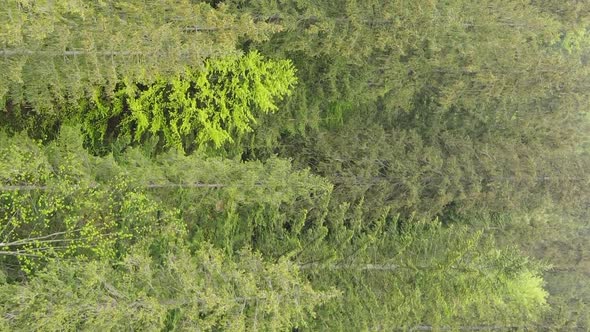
[
  {"x1": 0, "y1": 244, "x2": 336, "y2": 331},
  {"x1": 0, "y1": 126, "x2": 334, "y2": 274},
  {"x1": 491, "y1": 208, "x2": 590, "y2": 330},
  {"x1": 305, "y1": 216, "x2": 549, "y2": 330},
  {"x1": 80, "y1": 51, "x2": 296, "y2": 154},
  {"x1": 0, "y1": 0, "x2": 280, "y2": 112}
]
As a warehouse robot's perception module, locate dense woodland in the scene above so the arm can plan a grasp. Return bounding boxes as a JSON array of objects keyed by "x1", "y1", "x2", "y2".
[{"x1": 0, "y1": 0, "x2": 589, "y2": 330}]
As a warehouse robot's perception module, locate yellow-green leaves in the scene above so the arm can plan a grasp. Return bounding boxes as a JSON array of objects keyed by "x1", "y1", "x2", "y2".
[
  {"x1": 81, "y1": 51, "x2": 296, "y2": 154},
  {"x1": 0, "y1": 128, "x2": 185, "y2": 274}
]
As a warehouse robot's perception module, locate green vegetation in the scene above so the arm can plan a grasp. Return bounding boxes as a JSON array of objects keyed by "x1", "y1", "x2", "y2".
[
  {"x1": 1, "y1": 0, "x2": 588, "y2": 330},
  {"x1": 80, "y1": 51, "x2": 297, "y2": 154}
]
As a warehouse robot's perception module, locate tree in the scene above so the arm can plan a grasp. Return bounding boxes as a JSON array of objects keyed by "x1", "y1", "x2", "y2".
[
  {"x1": 490, "y1": 207, "x2": 590, "y2": 330},
  {"x1": 531, "y1": 0, "x2": 590, "y2": 29},
  {"x1": 304, "y1": 216, "x2": 549, "y2": 330},
  {"x1": 0, "y1": 128, "x2": 188, "y2": 276},
  {"x1": 0, "y1": 0, "x2": 280, "y2": 111},
  {"x1": 0, "y1": 243, "x2": 336, "y2": 331},
  {"x1": 222, "y1": 0, "x2": 589, "y2": 224},
  {"x1": 0, "y1": 126, "x2": 336, "y2": 275},
  {"x1": 80, "y1": 51, "x2": 297, "y2": 154}
]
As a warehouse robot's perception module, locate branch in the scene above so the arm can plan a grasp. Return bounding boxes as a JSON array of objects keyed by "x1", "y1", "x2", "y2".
[
  {"x1": 0, "y1": 183, "x2": 227, "y2": 191},
  {"x1": 0, "y1": 229, "x2": 84, "y2": 246}
]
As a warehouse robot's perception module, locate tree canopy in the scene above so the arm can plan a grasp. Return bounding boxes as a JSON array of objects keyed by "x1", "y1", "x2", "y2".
[{"x1": 1, "y1": 0, "x2": 588, "y2": 330}]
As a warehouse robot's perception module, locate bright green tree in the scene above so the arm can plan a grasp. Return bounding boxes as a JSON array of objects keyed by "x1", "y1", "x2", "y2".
[
  {"x1": 80, "y1": 51, "x2": 296, "y2": 154},
  {"x1": 0, "y1": 0, "x2": 280, "y2": 111}
]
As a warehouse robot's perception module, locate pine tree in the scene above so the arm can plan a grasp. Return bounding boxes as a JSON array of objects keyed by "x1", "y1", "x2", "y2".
[
  {"x1": 226, "y1": 0, "x2": 590, "y2": 223},
  {"x1": 0, "y1": 126, "x2": 335, "y2": 274}
]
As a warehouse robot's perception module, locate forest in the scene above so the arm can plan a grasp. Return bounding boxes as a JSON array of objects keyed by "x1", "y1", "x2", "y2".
[{"x1": 0, "y1": 0, "x2": 589, "y2": 330}]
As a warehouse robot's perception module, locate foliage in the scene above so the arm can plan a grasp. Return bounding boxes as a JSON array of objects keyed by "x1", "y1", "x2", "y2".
[
  {"x1": 0, "y1": 126, "x2": 337, "y2": 275},
  {"x1": 0, "y1": 128, "x2": 185, "y2": 276},
  {"x1": 226, "y1": 0, "x2": 590, "y2": 224},
  {"x1": 0, "y1": 244, "x2": 336, "y2": 331},
  {"x1": 80, "y1": 51, "x2": 296, "y2": 154},
  {"x1": 0, "y1": 0, "x2": 281, "y2": 111},
  {"x1": 3, "y1": 0, "x2": 589, "y2": 330},
  {"x1": 490, "y1": 208, "x2": 590, "y2": 330},
  {"x1": 305, "y1": 216, "x2": 549, "y2": 330}
]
